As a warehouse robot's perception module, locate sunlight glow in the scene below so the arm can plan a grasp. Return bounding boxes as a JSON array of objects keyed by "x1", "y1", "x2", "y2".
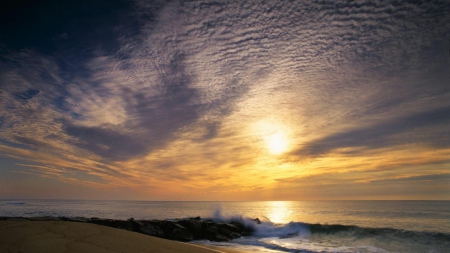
[
  {"x1": 265, "y1": 201, "x2": 293, "y2": 224},
  {"x1": 266, "y1": 132, "x2": 289, "y2": 155},
  {"x1": 252, "y1": 119, "x2": 292, "y2": 156}
]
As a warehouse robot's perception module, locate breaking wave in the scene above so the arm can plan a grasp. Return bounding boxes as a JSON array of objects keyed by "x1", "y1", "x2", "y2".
[{"x1": 203, "y1": 207, "x2": 450, "y2": 253}]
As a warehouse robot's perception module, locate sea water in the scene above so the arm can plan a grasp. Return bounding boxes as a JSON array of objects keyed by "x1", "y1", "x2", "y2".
[{"x1": 1, "y1": 200, "x2": 449, "y2": 253}]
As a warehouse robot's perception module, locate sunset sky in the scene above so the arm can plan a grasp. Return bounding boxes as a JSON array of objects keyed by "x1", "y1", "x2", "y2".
[{"x1": 0, "y1": 0, "x2": 449, "y2": 200}]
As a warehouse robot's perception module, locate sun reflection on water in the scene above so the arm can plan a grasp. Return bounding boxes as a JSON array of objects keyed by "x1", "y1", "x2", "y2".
[{"x1": 264, "y1": 201, "x2": 293, "y2": 224}]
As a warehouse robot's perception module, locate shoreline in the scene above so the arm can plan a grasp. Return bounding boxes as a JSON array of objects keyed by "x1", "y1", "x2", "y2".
[
  {"x1": 0, "y1": 220, "x2": 249, "y2": 253},
  {"x1": 0, "y1": 216, "x2": 258, "y2": 242}
]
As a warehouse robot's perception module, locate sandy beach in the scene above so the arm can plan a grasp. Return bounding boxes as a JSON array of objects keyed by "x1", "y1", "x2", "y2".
[{"x1": 0, "y1": 221, "x2": 247, "y2": 253}]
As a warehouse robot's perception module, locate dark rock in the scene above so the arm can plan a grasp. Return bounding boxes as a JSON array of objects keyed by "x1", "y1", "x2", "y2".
[
  {"x1": 204, "y1": 225, "x2": 219, "y2": 240},
  {"x1": 178, "y1": 219, "x2": 204, "y2": 239},
  {"x1": 253, "y1": 218, "x2": 261, "y2": 224},
  {"x1": 59, "y1": 217, "x2": 79, "y2": 222},
  {"x1": 88, "y1": 218, "x2": 132, "y2": 231},
  {"x1": 170, "y1": 226, "x2": 194, "y2": 241},
  {"x1": 230, "y1": 221, "x2": 245, "y2": 231},
  {"x1": 147, "y1": 220, "x2": 163, "y2": 228},
  {"x1": 171, "y1": 222, "x2": 187, "y2": 230},
  {"x1": 128, "y1": 218, "x2": 143, "y2": 232},
  {"x1": 66, "y1": 217, "x2": 89, "y2": 222},
  {"x1": 153, "y1": 220, "x2": 172, "y2": 233},
  {"x1": 28, "y1": 216, "x2": 61, "y2": 221},
  {"x1": 90, "y1": 218, "x2": 109, "y2": 226},
  {"x1": 157, "y1": 220, "x2": 194, "y2": 242},
  {"x1": 3, "y1": 217, "x2": 29, "y2": 221},
  {"x1": 203, "y1": 226, "x2": 230, "y2": 241},
  {"x1": 199, "y1": 220, "x2": 208, "y2": 230},
  {"x1": 211, "y1": 234, "x2": 232, "y2": 242},
  {"x1": 111, "y1": 220, "x2": 133, "y2": 231},
  {"x1": 140, "y1": 222, "x2": 164, "y2": 237},
  {"x1": 218, "y1": 223, "x2": 242, "y2": 233},
  {"x1": 203, "y1": 225, "x2": 233, "y2": 241},
  {"x1": 230, "y1": 221, "x2": 254, "y2": 236},
  {"x1": 218, "y1": 226, "x2": 241, "y2": 239}
]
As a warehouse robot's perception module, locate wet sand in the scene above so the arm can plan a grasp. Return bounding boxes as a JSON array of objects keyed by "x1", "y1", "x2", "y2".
[{"x1": 0, "y1": 221, "x2": 247, "y2": 253}]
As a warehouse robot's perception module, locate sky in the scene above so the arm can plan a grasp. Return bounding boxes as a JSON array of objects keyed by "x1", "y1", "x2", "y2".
[{"x1": 0, "y1": 0, "x2": 449, "y2": 201}]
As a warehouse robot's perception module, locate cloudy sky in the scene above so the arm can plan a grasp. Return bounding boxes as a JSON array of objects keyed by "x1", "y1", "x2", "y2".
[{"x1": 0, "y1": 0, "x2": 449, "y2": 200}]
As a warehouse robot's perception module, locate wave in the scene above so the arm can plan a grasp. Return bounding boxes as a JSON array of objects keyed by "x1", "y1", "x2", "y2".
[
  {"x1": 308, "y1": 223, "x2": 449, "y2": 238},
  {"x1": 199, "y1": 219, "x2": 450, "y2": 253},
  {"x1": 206, "y1": 207, "x2": 450, "y2": 251}
]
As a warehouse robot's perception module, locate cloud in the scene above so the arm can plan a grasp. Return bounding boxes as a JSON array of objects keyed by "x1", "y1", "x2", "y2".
[
  {"x1": 62, "y1": 122, "x2": 146, "y2": 161},
  {"x1": 14, "y1": 89, "x2": 40, "y2": 102},
  {"x1": 369, "y1": 173, "x2": 450, "y2": 184},
  {"x1": 57, "y1": 52, "x2": 206, "y2": 161},
  {"x1": 293, "y1": 106, "x2": 450, "y2": 157},
  {"x1": 0, "y1": 0, "x2": 449, "y2": 199}
]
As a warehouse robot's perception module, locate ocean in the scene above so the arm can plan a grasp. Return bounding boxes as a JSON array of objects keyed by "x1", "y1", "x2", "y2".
[{"x1": 1, "y1": 200, "x2": 449, "y2": 253}]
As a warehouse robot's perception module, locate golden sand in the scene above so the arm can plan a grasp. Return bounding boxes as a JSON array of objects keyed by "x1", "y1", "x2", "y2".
[{"x1": 0, "y1": 221, "x2": 247, "y2": 253}]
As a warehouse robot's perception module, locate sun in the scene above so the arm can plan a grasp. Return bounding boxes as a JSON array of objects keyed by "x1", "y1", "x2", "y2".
[
  {"x1": 253, "y1": 119, "x2": 291, "y2": 155},
  {"x1": 266, "y1": 132, "x2": 289, "y2": 155}
]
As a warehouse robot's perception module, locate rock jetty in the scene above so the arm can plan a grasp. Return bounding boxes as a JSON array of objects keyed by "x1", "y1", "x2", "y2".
[{"x1": 0, "y1": 216, "x2": 259, "y2": 242}]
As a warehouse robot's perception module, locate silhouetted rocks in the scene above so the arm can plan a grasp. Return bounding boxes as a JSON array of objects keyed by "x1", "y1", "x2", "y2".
[
  {"x1": 89, "y1": 218, "x2": 133, "y2": 231},
  {"x1": 128, "y1": 218, "x2": 144, "y2": 231},
  {"x1": 178, "y1": 219, "x2": 204, "y2": 239},
  {"x1": 0, "y1": 217, "x2": 29, "y2": 221},
  {"x1": 218, "y1": 224, "x2": 241, "y2": 239},
  {"x1": 204, "y1": 225, "x2": 219, "y2": 239},
  {"x1": 0, "y1": 216, "x2": 261, "y2": 242},
  {"x1": 84, "y1": 216, "x2": 260, "y2": 242},
  {"x1": 140, "y1": 222, "x2": 165, "y2": 237}
]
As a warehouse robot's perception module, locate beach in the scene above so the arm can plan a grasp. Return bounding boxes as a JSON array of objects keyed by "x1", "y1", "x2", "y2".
[
  {"x1": 0, "y1": 221, "x2": 247, "y2": 253},
  {"x1": 1, "y1": 201, "x2": 449, "y2": 252}
]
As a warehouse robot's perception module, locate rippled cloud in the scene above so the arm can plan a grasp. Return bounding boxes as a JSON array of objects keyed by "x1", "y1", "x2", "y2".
[{"x1": 0, "y1": 0, "x2": 449, "y2": 200}]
